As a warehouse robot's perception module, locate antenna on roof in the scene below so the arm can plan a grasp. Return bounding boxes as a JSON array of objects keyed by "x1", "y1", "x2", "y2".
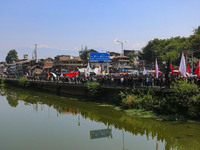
[
  {"x1": 34, "y1": 43, "x2": 37, "y2": 62},
  {"x1": 32, "y1": 51, "x2": 34, "y2": 60},
  {"x1": 85, "y1": 45, "x2": 88, "y2": 50}
]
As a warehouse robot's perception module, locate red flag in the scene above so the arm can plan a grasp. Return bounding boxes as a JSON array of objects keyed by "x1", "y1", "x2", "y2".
[
  {"x1": 186, "y1": 63, "x2": 191, "y2": 74},
  {"x1": 126, "y1": 69, "x2": 128, "y2": 76},
  {"x1": 84, "y1": 69, "x2": 87, "y2": 78},
  {"x1": 47, "y1": 71, "x2": 50, "y2": 77},
  {"x1": 170, "y1": 64, "x2": 173, "y2": 72},
  {"x1": 100, "y1": 64, "x2": 102, "y2": 73},
  {"x1": 195, "y1": 59, "x2": 200, "y2": 78},
  {"x1": 64, "y1": 71, "x2": 78, "y2": 78}
]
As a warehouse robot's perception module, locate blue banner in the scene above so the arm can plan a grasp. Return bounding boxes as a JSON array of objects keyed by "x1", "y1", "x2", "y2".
[
  {"x1": 90, "y1": 53, "x2": 110, "y2": 61},
  {"x1": 90, "y1": 129, "x2": 111, "y2": 139}
]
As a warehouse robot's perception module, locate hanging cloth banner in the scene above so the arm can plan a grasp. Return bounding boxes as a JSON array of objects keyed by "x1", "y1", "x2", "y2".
[{"x1": 64, "y1": 71, "x2": 78, "y2": 78}]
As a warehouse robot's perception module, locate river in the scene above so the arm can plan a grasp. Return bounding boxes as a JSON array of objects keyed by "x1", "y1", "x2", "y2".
[{"x1": 0, "y1": 86, "x2": 199, "y2": 150}]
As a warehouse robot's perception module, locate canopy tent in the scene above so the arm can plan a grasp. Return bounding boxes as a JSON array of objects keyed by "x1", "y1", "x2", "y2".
[
  {"x1": 78, "y1": 68, "x2": 94, "y2": 73},
  {"x1": 153, "y1": 70, "x2": 162, "y2": 74},
  {"x1": 170, "y1": 70, "x2": 180, "y2": 74}
]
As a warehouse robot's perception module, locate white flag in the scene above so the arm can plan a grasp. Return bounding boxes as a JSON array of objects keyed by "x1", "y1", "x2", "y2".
[
  {"x1": 143, "y1": 67, "x2": 147, "y2": 75},
  {"x1": 155, "y1": 59, "x2": 159, "y2": 78},
  {"x1": 50, "y1": 72, "x2": 57, "y2": 77},
  {"x1": 98, "y1": 65, "x2": 101, "y2": 74},
  {"x1": 94, "y1": 68, "x2": 99, "y2": 75},
  {"x1": 179, "y1": 52, "x2": 186, "y2": 77},
  {"x1": 86, "y1": 62, "x2": 90, "y2": 76},
  {"x1": 84, "y1": 69, "x2": 87, "y2": 77},
  {"x1": 94, "y1": 65, "x2": 102, "y2": 75}
]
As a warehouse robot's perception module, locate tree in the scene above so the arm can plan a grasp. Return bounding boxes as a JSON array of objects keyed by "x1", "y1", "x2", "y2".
[
  {"x1": 190, "y1": 26, "x2": 200, "y2": 58},
  {"x1": 194, "y1": 26, "x2": 200, "y2": 35},
  {"x1": 142, "y1": 26, "x2": 200, "y2": 67},
  {"x1": 160, "y1": 51, "x2": 180, "y2": 63},
  {"x1": 5, "y1": 49, "x2": 18, "y2": 63},
  {"x1": 127, "y1": 51, "x2": 135, "y2": 68}
]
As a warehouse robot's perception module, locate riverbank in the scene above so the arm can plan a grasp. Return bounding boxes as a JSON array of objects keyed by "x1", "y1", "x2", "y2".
[
  {"x1": 3, "y1": 78, "x2": 168, "y2": 102},
  {"x1": 2, "y1": 78, "x2": 200, "y2": 121}
]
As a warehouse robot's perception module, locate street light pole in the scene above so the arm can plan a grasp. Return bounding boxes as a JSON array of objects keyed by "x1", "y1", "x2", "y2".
[{"x1": 117, "y1": 40, "x2": 126, "y2": 55}]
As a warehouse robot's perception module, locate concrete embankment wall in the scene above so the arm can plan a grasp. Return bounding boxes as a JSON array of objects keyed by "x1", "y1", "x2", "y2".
[{"x1": 5, "y1": 79, "x2": 125, "y2": 101}]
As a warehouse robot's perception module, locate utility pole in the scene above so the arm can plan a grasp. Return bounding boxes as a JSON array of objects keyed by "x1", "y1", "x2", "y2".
[
  {"x1": 192, "y1": 52, "x2": 194, "y2": 74},
  {"x1": 186, "y1": 49, "x2": 200, "y2": 74},
  {"x1": 106, "y1": 51, "x2": 110, "y2": 73}
]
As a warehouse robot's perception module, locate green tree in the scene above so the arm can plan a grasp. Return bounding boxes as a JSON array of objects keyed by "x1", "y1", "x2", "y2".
[
  {"x1": 190, "y1": 27, "x2": 200, "y2": 58},
  {"x1": 161, "y1": 51, "x2": 180, "y2": 63},
  {"x1": 127, "y1": 51, "x2": 135, "y2": 68},
  {"x1": 5, "y1": 49, "x2": 18, "y2": 63},
  {"x1": 194, "y1": 26, "x2": 200, "y2": 35},
  {"x1": 142, "y1": 26, "x2": 200, "y2": 67}
]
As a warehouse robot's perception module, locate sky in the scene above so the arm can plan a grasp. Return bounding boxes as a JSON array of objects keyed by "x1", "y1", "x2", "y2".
[{"x1": 0, "y1": 0, "x2": 200, "y2": 61}]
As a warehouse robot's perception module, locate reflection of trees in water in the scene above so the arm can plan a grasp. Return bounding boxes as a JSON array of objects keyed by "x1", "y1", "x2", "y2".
[
  {"x1": 0, "y1": 87, "x2": 7, "y2": 96},
  {"x1": 2, "y1": 87, "x2": 200, "y2": 150},
  {"x1": 6, "y1": 91, "x2": 19, "y2": 107},
  {"x1": 6, "y1": 95, "x2": 19, "y2": 107}
]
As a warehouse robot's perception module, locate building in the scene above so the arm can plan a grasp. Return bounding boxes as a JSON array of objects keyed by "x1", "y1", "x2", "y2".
[
  {"x1": 79, "y1": 49, "x2": 98, "y2": 66},
  {"x1": 53, "y1": 55, "x2": 83, "y2": 74},
  {"x1": 29, "y1": 65, "x2": 43, "y2": 77},
  {"x1": 123, "y1": 50, "x2": 142, "y2": 70},
  {"x1": 0, "y1": 61, "x2": 7, "y2": 75},
  {"x1": 42, "y1": 57, "x2": 54, "y2": 74},
  {"x1": 7, "y1": 63, "x2": 16, "y2": 75},
  {"x1": 110, "y1": 54, "x2": 131, "y2": 72}
]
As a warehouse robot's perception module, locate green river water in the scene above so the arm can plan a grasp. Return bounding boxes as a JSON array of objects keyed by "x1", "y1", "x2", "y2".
[{"x1": 0, "y1": 86, "x2": 200, "y2": 150}]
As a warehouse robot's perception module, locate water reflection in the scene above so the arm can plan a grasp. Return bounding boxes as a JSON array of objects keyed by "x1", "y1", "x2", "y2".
[{"x1": 1, "y1": 87, "x2": 200, "y2": 150}]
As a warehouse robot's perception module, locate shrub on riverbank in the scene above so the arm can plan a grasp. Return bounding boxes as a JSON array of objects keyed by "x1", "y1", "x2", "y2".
[
  {"x1": 0, "y1": 77, "x2": 6, "y2": 88},
  {"x1": 162, "y1": 80, "x2": 200, "y2": 119},
  {"x1": 18, "y1": 77, "x2": 29, "y2": 87},
  {"x1": 87, "y1": 82, "x2": 100, "y2": 96},
  {"x1": 120, "y1": 87, "x2": 156, "y2": 110},
  {"x1": 120, "y1": 81, "x2": 200, "y2": 120},
  {"x1": 1, "y1": 77, "x2": 6, "y2": 84}
]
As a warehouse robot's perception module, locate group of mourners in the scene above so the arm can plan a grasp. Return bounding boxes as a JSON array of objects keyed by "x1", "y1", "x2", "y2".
[{"x1": 15, "y1": 73, "x2": 200, "y2": 88}]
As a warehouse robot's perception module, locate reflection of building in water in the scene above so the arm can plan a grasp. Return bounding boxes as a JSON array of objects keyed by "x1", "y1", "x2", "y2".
[
  {"x1": 156, "y1": 140, "x2": 159, "y2": 150},
  {"x1": 122, "y1": 129, "x2": 128, "y2": 150},
  {"x1": 78, "y1": 109, "x2": 80, "y2": 126}
]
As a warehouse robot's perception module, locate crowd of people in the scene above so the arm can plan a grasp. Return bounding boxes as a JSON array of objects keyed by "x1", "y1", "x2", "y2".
[{"x1": 6, "y1": 73, "x2": 198, "y2": 88}]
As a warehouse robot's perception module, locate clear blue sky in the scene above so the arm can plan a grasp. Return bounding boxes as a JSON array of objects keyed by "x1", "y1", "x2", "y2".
[{"x1": 0, "y1": 0, "x2": 200, "y2": 61}]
